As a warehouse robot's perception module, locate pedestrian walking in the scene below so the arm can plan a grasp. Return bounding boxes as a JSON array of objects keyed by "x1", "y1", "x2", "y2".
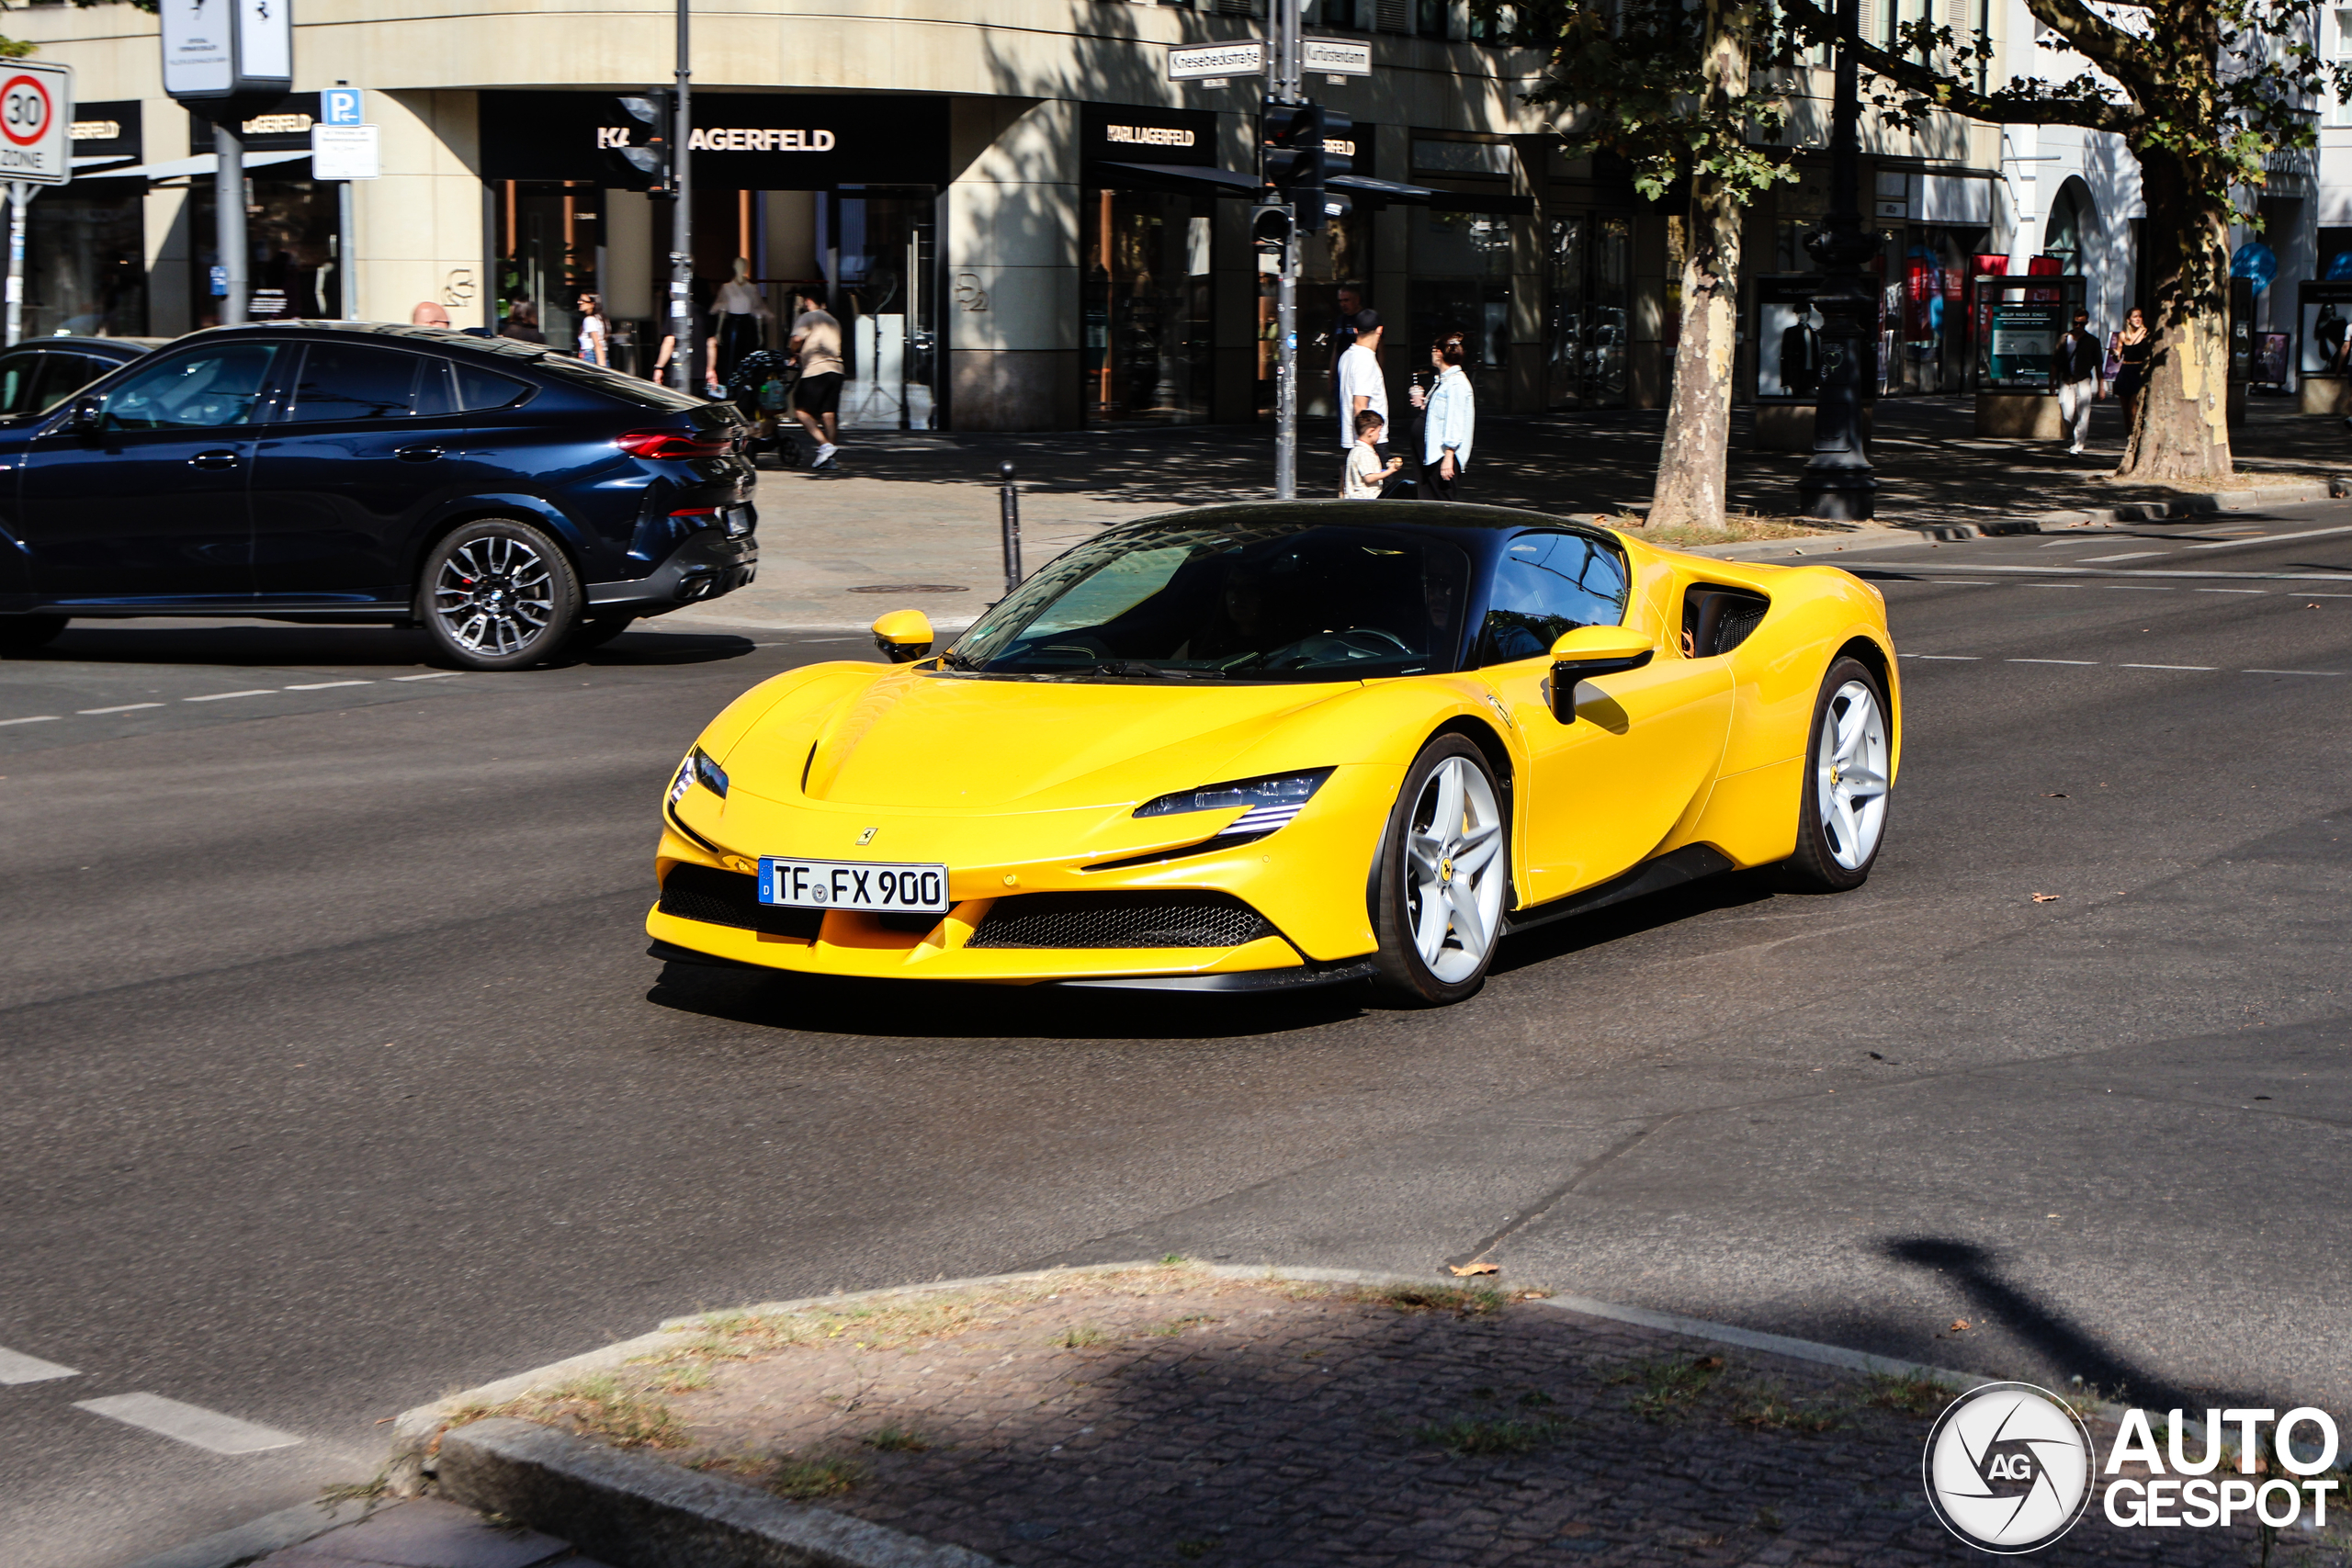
[
  {"x1": 788, "y1": 290, "x2": 846, "y2": 468},
  {"x1": 2054, "y1": 308, "x2": 2101, "y2": 456},
  {"x1": 498, "y1": 299, "x2": 545, "y2": 344},
  {"x1": 1337, "y1": 309, "x2": 1389, "y2": 486},
  {"x1": 2112, "y1": 306, "x2": 2151, "y2": 429},
  {"x1": 575, "y1": 293, "x2": 612, "y2": 368},
  {"x1": 1340, "y1": 408, "x2": 1404, "y2": 499},
  {"x1": 1410, "y1": 332, "x2": 1475, "y2": 502}
]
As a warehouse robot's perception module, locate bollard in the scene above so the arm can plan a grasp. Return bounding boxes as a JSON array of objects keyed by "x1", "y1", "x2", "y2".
[{"x1": 999, "y1": 460, "x2": 1023, "y2": 594}]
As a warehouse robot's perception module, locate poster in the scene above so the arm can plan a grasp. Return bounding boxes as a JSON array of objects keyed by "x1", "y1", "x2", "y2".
[
  {"x1": 1984, "y1": 303, "x2": 2063, "y2": 389},
  {"x1": 2298, "y1": 281, "x2": 2352, "y2": 375},
  {"x1": 1754, "y1": 278, "x2": 1823, "y2": 400}
]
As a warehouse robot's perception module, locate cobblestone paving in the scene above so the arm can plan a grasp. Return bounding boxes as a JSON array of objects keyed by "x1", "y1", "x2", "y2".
[{"x1": 486, "y1": 1267, "x2": 2346, "y2": 1567}]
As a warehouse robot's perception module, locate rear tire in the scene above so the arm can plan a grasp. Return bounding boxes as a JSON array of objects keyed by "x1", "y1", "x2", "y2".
[
  {"x1": 1371, "y1": 735, "x2": 1510, "y2": 1006},
  {"x1": 419, "y1": 518, "x2": 582, "y2": 671},
  {"x1": 1780, "y1": 656, "x2": 1893, "y2": 892},
  {"x1": 0, "y1": 615, "x2": 66, "y2": 655}
]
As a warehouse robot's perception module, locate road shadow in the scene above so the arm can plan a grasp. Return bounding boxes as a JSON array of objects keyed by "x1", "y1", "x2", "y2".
[
  {"x1": 11, "y1": 620, "x2": 759, "y2": 671},
  {"x1": 644, "y1": 960, "x2": 1372, "y2": 1043},
  {"x1": 1489, "y1": 869, "x2": 1781, "y2": 977}
]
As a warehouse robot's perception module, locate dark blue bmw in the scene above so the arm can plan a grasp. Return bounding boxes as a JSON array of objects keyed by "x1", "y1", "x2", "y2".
[{"x1": 0, "y1": 321, "x2": 757, "y2": 669}]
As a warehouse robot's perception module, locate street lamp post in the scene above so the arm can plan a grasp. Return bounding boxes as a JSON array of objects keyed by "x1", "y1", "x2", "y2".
[
  {"x1": 1796, "y1": 0, "x2": 1878, "y2": 520},
  {"x1": 669, "y1": 0, "x2": 694, "y2": 394}
]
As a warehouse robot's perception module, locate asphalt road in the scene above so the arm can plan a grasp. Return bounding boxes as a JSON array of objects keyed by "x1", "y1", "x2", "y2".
[{"x1": 2, "y1": 508, "x2": 2348, "y2": 1567}]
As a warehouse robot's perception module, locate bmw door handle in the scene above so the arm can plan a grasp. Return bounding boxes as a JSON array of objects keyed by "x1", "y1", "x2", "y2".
[
  {"x1": 395, "y1": 445, "x2": 446, "y2": 463},
  {"x1": 188, "y1": 449, "x2": 240, "y2": 470}
]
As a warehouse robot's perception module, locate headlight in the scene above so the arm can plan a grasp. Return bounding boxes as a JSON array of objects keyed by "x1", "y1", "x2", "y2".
[
  {"x1": 667, "y1": 746, "x2": 729, "y2": 805},
  {"x1": 1135, "y1": 768, "x2": 1333, "y2": 833}
]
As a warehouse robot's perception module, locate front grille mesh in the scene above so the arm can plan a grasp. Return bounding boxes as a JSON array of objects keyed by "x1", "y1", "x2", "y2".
[
  {"x1": 658, "y1": 863, "x2": 822, "y2": 940},
  {"x1": 966, "y1": 892, "x2": 1275, "y2": 950}
]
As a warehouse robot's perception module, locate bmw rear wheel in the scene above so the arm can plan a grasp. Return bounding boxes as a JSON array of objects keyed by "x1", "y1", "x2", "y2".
[
  {"x1": 0, "y1": 615, "x2": 66, "y2": 656},
  {"x1": 420, "y1": 518, "x2": 582, "y2": 671},
  {"x1": 1781, "y1": 656, "x2": 1892, "y2": 892},
  {"x1": 1372, "y1": 735, "x2": 1510, "y2": 1006}
]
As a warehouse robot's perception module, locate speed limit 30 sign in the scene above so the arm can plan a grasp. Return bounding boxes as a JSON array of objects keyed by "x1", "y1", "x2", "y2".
[{"x1": 0, "y1": 62, "x2": 72, "y2": 184}]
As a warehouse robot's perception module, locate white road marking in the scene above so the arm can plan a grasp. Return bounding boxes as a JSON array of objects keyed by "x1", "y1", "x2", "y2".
[
  {"x1": 76, "y1": 703, "x2": 164, "y2": 715},
  {"x1": 2080, "y1": 551, "x2": 2167, "y2": 562},
  {"x1": 0, "y1": 1346, "x2": 78, "y2": 1383},
  {"x1": 2184, "y1": 523, "x2": 2352, "y2": 550},
  {"x1": 282, "y1": 680, "x2": 372, "y2": 691},
  {"x1": 2026, "y1": 583, "x2": 2086, "y2": 589},
  {"x1": 2120, "y1": 662, "x2": 2217, "y2": 671},
  {"x1": 391, "y1": 672, "x2": 460, "y2": 682},
  {"x1": 74, "y1": 1393, "x2": 300, "y2": 1454},
  {"x1": 2103, "y1": 585, "x2": 2177, "y2": 591},
  {"x1": 1913, "y1": 654, "x2": 1982, "y2": 660},
  {"x1": 0, "y1": 715, "x2": 61, "y2": 727},
  {"x1": 2195, "y1": 588, "x2": 2266, "y2": 594},
  {"x1": 184, "y1": 690, "x2": 275, "y2": 703},
  {"x1": 2007, "y1": 658, "x2": 2099, "y2": 665},
  {"x1": 2244, "y1": 669, "x2": 2346, "y2": 676}
]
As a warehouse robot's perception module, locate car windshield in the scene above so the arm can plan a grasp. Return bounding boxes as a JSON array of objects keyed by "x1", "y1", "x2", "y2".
[{"x1": 947, "y1": 520, "x2": 1473, "y2": 682}]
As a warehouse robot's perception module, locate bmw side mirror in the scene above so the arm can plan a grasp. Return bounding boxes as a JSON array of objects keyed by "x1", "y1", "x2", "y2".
[
  {"x1": 871, "y1": 609, "x2": 935, "y2": 664},
  {"x1": 66, "y1": 395, "x2": 100, "y2": 434},
  {"x1": 1547, "y1": 626, "x2": 1654, "y2": 724}
]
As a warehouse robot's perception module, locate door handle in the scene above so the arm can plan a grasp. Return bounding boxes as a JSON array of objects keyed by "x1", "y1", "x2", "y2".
[
  {"x1": 395, "y1": 445, "x2": 446, "y2": 463},
  {"x1": 188, "y1": 449, "x2": 239, "y2": 470}
]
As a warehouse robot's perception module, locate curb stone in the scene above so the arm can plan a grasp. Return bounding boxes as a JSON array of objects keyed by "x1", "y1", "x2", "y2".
[
  {"x1": 437, "y1": 1418, "x2": 993, "y2": 1568},
  {"x1": 378, "y1": 1258, "x2": 2157, "y2": 1568}
]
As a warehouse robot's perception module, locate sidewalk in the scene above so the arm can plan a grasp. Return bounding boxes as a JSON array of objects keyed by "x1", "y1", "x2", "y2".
[
  {"x1": 673, "y1": 395, "x2": 2347, "y2": 631},
  {"x1": 390, "y1": 1264, "x2": 2325, "y2": 1567}
]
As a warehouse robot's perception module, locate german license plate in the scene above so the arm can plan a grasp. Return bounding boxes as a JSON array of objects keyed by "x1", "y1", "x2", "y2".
[{"x1": 757, "y1": 858, "x2": 950, "y2": 914}]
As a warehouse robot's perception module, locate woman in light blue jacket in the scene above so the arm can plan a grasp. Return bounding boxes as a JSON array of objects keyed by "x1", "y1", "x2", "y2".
[{"x1": 1410, "y1": 331, "x2": 1475, "y2": 501}]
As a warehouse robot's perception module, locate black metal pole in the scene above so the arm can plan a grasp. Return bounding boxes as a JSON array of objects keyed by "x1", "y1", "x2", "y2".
[
  {"x1": 999, "y1": 461, "x2": 1023, "y2": 592},
  {"x1": 1796, "y1": 0, "x2": 1879, "y2": 520},
  {"x1": 669, "y1": 0, "x2": 694, "y2": 393}
]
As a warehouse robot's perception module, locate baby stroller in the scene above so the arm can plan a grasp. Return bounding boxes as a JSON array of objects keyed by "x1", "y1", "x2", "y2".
[{"x1": 725, "y1": 349, "x2": 800, "y2": 468}]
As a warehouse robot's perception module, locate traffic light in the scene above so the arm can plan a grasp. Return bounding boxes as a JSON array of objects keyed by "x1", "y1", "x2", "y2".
[
  {"x1": 613, "y1": 95, "x2": 673, "y2": 194},
  {"x1": 1263, "y1": 100, "x2": 1354, "y2": 232},
  {"x1": 1251, "y1": 201, "x2": 1294, "y2": 254}
]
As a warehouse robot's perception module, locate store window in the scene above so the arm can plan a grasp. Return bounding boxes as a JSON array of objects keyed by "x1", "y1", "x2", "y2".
[
  {"x1": 823, "y1": 186, "x2": 939, "y2": 431},
  {"x1": 1083, "y1": 188, "x2": 1215, "y2": 423},
  {"x1": 22, "y1": 185, "x2": 147, "y2": 338},
  {"x1": 1546, "y1": 213, "x2": 1630, "y2": 410},
  {"x1": 1411, "y1": 207, "x2": 1512, "y2": 407},
  {"x1": 188, "y1": 177, "x2": 337, "y2": 330},
  {"x1": 500, "y1": 182, "x2": 607, "y2": 365}
]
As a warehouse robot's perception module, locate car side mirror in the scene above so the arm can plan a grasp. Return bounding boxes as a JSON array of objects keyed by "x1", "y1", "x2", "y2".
[
  {"x1": 871, "y1": 609, "x2": 935, "y2": 664},
  {"x1": 66, "y1": 395, "x2": 100, "y2": 434},
  {"x1": 1547, "y1": 626, "x2": 1654, "y2": 723}
]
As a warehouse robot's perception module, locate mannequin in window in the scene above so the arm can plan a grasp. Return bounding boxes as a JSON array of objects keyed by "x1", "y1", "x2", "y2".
[
  {"x1": 707, "y1": 256, "x2": 773, "y2": 393},
  {"x1": 1779, "y1": 305, "x2": 1822, "y2": 397}
]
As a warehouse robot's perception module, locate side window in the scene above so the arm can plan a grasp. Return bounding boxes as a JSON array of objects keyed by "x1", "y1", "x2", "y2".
[
  {"x1": 31, "y1": 353, "x2": 107, "y2": 412},
  {"x1": 1477, "y1": 532, "x2": 1630, "y2": 665},
  {"x1": 0, "y1": 350, "x2": 42, "y2": 414},
  {"x1": 452, "y1": 363, "x2": 533, "y2": 412},
  {"x1": 284, "y1": 342, "x2": 430, "y2": 422},
  {"x1": 100, "y1": 344, "x2": 283, "y2": 431}
]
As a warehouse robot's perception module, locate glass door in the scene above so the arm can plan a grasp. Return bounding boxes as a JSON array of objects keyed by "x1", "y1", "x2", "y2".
[
  {"x1": 824, "y1": 187, "x2": 939, "y2": 430},
  {"x1": 1082, "y1": 188, "x2": 1215, "y2": 423},
  {"x1": 1545, "y1": 213, "x2": 1629, "y2": 410}
]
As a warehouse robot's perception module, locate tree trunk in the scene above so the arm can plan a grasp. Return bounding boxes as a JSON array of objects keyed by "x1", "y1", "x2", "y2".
[
  {"x1": 2115, "y1": 149, "x2": 2233, "y2": 481},
  {"x1": 1646, "y1": 0, "x2": 1750, "y2": 528}
]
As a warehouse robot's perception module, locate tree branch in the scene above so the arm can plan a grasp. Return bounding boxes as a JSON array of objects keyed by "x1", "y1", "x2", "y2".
[{"x1": 1777, "y1": 0, "x2": 2135, "y2": 130}]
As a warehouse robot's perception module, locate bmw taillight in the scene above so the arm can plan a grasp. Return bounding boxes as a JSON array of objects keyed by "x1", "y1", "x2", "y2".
[{"x1": 616, "y1": 429, "x2": 733, "y2": 460}]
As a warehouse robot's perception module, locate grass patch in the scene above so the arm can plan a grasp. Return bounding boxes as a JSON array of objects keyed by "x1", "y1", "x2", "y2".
[
  {"x1": 1517, "y1": 1390, "x2": 1555, "y2": 1408},
  {"x1": 1057, "y1": 1324, "x2": 1111, "y2": 1348},
  {"x1": 861, "y1": 1423, "x2": 930, "y2": 1452},
  {"x1": 1605, "y1": 1354, "x2": 1726, "y2": 1422},
  {"x1": 1614, "y1": 512, "x2": 1837, "y2": 548},
  {"x1": 1731, "y1": 1381, "x2": 1842, "y2": 1433},
  {"x1": 1353, "y1": 1283, "x2": 1505, "y2": 1317},
  {"x1": 767, "y1": 1452, "x2": 865, "y2": 1500},
  {"x1": 314, "y1": 1472, "x2": 390, "y2": 1517},
  {"x1": 1412, "y1": 1416, "x2": 1563, "y2": 1456},
  {"x1": 648, "y1": 1363, "x2": 713, "y2": 1394},
  {"x1": 1860, "y1": 1371, "x2": 1955, "y2": 1417},
  {"x1": 1148, "y1": 1314, "x2": 1214, "y2": 1337},
  {"x1": 453, "y1": 1374, "x2": 690, "y2": 1450}
]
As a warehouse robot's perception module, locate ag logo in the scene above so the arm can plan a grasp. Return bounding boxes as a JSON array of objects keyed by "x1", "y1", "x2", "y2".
[{"x1": 1923, "y1": 1382, "x2": 2095, "y2": 1553}]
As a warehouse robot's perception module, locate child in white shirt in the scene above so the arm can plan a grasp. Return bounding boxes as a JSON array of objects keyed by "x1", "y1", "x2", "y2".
[{"x1": 1340, "y1": 408, "x2": 1403, "y2": 500}]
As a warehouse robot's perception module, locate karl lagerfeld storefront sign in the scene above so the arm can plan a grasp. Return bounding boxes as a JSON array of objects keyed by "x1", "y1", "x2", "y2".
[{"x1": 480, "y1": 92, "x2": 948, "y2": 186}]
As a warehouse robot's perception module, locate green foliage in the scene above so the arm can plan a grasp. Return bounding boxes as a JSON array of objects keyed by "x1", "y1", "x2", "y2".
[
  {"x1": 1479, "y1": 0, "x2": 1797, "y2": 208},
  {"x1": 0, "y1": 38, "x2": 33, "y2": 60}
]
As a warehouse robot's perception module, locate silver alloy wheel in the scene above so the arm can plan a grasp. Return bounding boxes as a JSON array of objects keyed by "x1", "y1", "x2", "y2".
[
  {"x1": 1405, "y1": 755, "x2": 1508, "y2": 984},
  {"x1": 433, "y1": 535, "x2": 556, "y2": 658},
  {"x1": 1815, "y1": 678, "x2": 1891, "y2": 871}
]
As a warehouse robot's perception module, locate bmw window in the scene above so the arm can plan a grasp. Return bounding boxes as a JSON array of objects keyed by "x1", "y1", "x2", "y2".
[
  {"x1": 97, "y1": 344, "x2": 284, "y2": 431},
  {"x1": 1476, "y1": 531, "x2": 1630, "y2": 664},
  {"x1": 284, "y1": 342, "x2": 446, "y2": 422}
]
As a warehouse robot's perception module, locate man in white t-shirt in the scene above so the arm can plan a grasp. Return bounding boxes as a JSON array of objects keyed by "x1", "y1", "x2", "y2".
[
  {"x1": 789, "y1": 291, "x2": 846, "y2": 468},
  {"x1": 1336, "y1": 310, "x2": 1388, "y2": 487}
]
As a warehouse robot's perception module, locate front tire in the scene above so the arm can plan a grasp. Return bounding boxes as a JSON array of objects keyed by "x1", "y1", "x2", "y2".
[
  {"x1": 1371, "y1": 736, "x2": 1510, "y2": 1006},
  {"x1": 0, "y1": 615, "x2": 66, "y2": 655},
  {"x1": 1781, "y1": 656, "x2": 1893, "y2": 892},
  {"x1": 419, "y1": 518, "x2": 582, "y2": 671}
]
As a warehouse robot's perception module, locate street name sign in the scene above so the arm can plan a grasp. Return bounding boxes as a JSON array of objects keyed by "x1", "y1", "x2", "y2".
[
  {"x1": 1303, "y1": 38, "x2": 1372, "y2": 75},
  {"x1": 0, "y1": 62, "x2": 72, "y2": 185},
  {"x1": 1169, "y1": 40, "x2": 1264, "y2": 80}
]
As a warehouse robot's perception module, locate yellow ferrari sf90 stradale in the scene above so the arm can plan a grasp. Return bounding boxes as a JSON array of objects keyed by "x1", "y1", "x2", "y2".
[{"x1": 649, "y1": 501, "x2": 1898, "y2": 1005}]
